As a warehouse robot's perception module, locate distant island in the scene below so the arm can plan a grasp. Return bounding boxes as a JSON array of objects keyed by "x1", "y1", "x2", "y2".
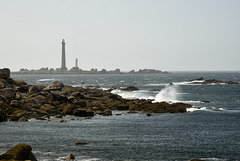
[
  {"x1": 11, "y1": 39, "x2": 169, "y2": 75},
  {"x1": 11, "y1": 68, "x2": 169, "y2": 75}
]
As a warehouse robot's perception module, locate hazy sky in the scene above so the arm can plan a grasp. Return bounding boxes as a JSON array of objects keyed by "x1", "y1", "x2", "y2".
[{"x1": 0, "y1": 0, "x2": 240, "y2": 71}]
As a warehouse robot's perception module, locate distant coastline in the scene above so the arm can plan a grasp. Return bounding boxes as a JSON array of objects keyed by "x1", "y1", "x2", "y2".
[{"x1": 11, "y1": 68, "x2": 169, "y2": 75}]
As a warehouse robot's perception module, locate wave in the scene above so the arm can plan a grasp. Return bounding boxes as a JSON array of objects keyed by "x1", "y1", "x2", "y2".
[
  {"x1": 111, "y1": 84, "x2": 183, "y2": 103},
  {"x1": 187, "y1": 106, "x2": 226, "y2": 112},
  {"x1": 37, "y1": 78, "x2": 55, "y2": 82},
  {"x1": 154, "y1": 85, "x2": 181, "y2": 102},
  {"x1": 145, "y1": 83, "x2": 169, "y2": 86},
  {"x1": 111, "y1": 89, "x2": 155, "y2": 100}
]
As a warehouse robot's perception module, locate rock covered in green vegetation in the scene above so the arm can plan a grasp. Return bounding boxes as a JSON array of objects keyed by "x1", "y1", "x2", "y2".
[{"x1": 0, "y1": 68, "x2": 192, "y2": 122}]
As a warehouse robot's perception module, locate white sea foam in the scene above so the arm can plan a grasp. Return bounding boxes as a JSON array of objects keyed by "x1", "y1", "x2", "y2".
[
  {"x1": 200, "y1": 158, "x2": 228, "y2": 161},
  {"x1": 37, "y1": 78, "x2": 55, "y2": 82},
  {"x1": 145, "y1": 83, "x2": 168, "y2": 86},
  {"x1": 154, "y1": 85, "x2": 181, "y2": 102},
  {"x1": 111, "y1": 89, "x2": 155, "y2": 100},
  {"x1": 187, "y1": 106, "x2": 226, "y2": 112}
]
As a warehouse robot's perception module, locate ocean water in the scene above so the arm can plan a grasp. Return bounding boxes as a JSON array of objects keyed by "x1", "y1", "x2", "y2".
[{"x1": 0, "y1": 72, "x2": 240, "y2": 161}]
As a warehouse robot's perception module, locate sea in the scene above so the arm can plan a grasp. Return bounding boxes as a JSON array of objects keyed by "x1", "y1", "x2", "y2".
[{"x1": 0, "y1": 72, "x2": 239, "y2": 161}]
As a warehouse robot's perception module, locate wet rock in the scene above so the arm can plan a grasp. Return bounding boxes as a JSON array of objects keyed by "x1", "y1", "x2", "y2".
[
  {"x1": 0, "y1": 68, "x2": 10, "y2": 79},
  {"x1": 73, "y1": 109, "x2": 94, "y2": 117},
  {"x1": 55, "y1": 114, "x2": 63, "y2": 118},
  {"x1": 19, "y1": 117, "x2": 28, "y2": 122},
  {"x1": 65, "y1": 153, "x2": 75, "y2": 160},
  {"x1": 191, "y1": 77, "x2": 204, "y2": 81},
  {"x1": 56, "y1": 119, "x2": 67, "y2": 123},
  {"x1": 146, "y1": 112, "x2": 152, "y2": 116},
  {"x1": 104, "y1": 109, "x2": 112, "y2": 116},
  {"x1": 0, "y1": 144, "x2": 33, "y2": 160},
  {"x1": 190, "y1": 78, "x2": 239, "y2": 85},
  {"x1": 116, "y1": 104, "x2": 129, "y2": 110},
  {"x1": 122, "y1": 86, "x2": 139, "y2": 91},
  {"x1": 201, "y1": 100, "x2": 210, "y2": 103}
]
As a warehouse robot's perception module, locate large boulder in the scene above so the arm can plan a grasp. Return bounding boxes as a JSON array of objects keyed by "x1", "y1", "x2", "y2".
[
  {"x1": 44, "y1": 80, "x2": 64, "y2": 91},
  {"x1": 0, "y1": 68, "x2": 10, "y2": 79},
  {"x1": 0, "y1": 144, "x2": 34, "y2": 160},
  {"x1": 14, "y1": 79, "x2": 27, "y2": 86},
  {"x1": 0, "y1": 88, "x2": 16, "y2": 98}
]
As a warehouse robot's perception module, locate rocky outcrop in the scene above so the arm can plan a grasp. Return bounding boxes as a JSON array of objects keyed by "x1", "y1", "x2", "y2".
[
  {"x1": 0, "y1": 68, "x2": 10, "y2": 79},
  {"x1": 190, "y1": 78, "x2": 239, "y2": 85},
  {"x1": 122, "y1": 86, "x2": 139, "y2": 91},
  {"x1": 0, "y1": 144, "x2": 37, "y2": 161},
  {"x1": 0, "y1": 68, "x2": 192, "y2": 122}
]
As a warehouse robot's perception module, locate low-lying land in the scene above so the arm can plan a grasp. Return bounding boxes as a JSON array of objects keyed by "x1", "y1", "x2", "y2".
[{"x1": 0, "y1": 68, "x2": 191, "y2": 122}]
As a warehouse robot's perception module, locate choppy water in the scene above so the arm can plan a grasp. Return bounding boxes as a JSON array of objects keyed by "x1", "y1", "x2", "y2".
[{"x1": 0, "y1": 72, "x2": 239, "y2": 161}]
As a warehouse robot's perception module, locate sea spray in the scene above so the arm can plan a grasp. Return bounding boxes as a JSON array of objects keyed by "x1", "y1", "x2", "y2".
[
  {"x1": 111, "y1": 89, "x2": 155, "y2": 100},
  {"x1": 154, "y1": 84, "x2": 181, "y2": 103}
]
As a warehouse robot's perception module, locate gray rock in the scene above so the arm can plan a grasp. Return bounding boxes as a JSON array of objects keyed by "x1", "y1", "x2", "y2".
[
  {"x1": 0, "y1": 68, "x2": 10, "y2": 79},
  {"x1": 44, "y1": 80, "x2": 64, "y2": 91},
  {"x1": 0, "y1": 88, "x2": 16, "y2": 98},
  {"x1": 14, "y1": 79, "x2": 27, "y2": 86}
]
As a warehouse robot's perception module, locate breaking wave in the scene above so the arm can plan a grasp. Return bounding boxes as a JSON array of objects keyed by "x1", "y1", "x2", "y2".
[
  {"x1": 154, "y1": 85, "x2": 181, "y2": 102},
  {"x1": 111, "y1": 84, "x2": 183, "y2": 103},
  {"x1": 187, "y1": 107, "x2": 226, "y2": 112},
  {"x1": 37, "y1": 78, "x2": 55, "y2": 82}
]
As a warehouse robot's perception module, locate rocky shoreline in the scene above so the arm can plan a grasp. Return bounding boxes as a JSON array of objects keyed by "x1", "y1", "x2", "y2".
[{"x1": 0, "y1": 68, "x2": 192, "y2": 122}]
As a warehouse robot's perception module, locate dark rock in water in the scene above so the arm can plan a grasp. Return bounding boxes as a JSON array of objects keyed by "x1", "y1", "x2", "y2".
[
  {"x1": 122, "y1": 86, "x2": 139, "y2": 91},
  {"x1": 201, "y1": 100, "x2": 210, "y2": 103},
  {"x1": 65, "y1": 153, "x2": 75, "y2": 160},
  {"x1": 190, "y1": 78, "x2": 239, "y2": 85},
  {"x1": 0, "y1": 68, "x2": 10, "y2": 79},
  {"x1": 73, "y1": 109, "x2": 94, "y2": 117},
  {"x1": 0, "y1": 110, "x2": 7, "y2": 122},
  {"x1": 191, "y1": 77, "x2": 204, "y2": 81},
  {"x1": 225, "y1": 81, "x2": 240, "y2": 84},
  {"x1": 0, "y1": 144, "x2": 37, "y2": 161},
  {"x1": 19, "y1": 117, "x2": 28, "y2": 122},
  {"x1": 146, "y1": 112, "x2": 152, "y2": 116},
  {"x1": 55, "y1": 114, "x2": 63, "y2": 118}
]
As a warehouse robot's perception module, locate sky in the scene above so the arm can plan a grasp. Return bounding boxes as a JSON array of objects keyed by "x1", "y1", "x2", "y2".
[{"x1": 0, "y1": 0, "x2": 240, "y2": 72}]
